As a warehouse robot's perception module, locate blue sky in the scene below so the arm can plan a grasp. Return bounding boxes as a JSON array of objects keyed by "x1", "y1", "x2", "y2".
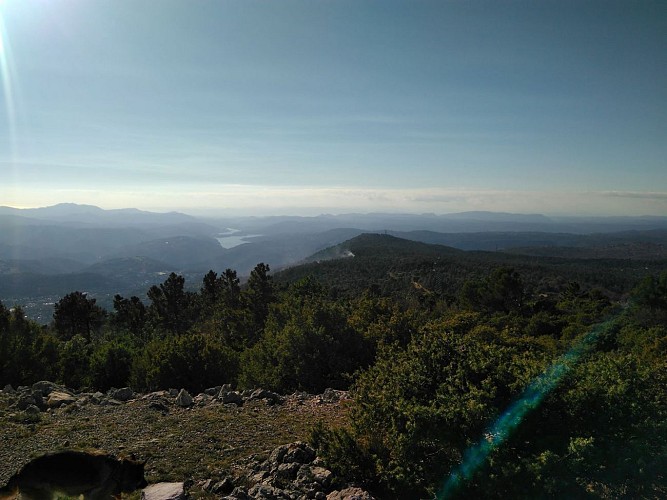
[{"x1": 0, "y1": 0, "x2": 665, "y2": 215}]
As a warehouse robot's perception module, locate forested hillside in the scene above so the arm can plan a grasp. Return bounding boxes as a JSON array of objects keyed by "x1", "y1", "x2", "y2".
[
  {"x1": 1, "y1": 234, "x2": 665, "y2": 497},
  {"x1": 280, "y1": 234, "x2": 666, "y2": 301}
]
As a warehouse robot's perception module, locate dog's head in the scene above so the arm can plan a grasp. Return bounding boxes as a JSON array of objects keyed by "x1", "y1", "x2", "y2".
[{"x1": 118, "y1": 457, "x2": 148, "y2": 492}]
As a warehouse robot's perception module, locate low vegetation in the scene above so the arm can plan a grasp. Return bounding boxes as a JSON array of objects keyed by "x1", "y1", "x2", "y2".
[
  {"x1": 1, "y1": 234, "x2": 666, "y2": 497},
  {"x1": 0, "y1": 390, "x2": 350, "y2": 491}
]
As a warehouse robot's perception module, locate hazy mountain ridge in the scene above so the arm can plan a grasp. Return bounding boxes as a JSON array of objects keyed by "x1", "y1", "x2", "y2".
[
  {"x1": 0, "y1": 203, "x2": 198, "y2": 227},
  {"x1": 3, "y1": 204, "x2": 667, "y2": 322},
  {"x1": 109, "y1": 236, "x2": 225, "y2": 271},
  {"x1": 82, "y1": 256, "x2": 174, "y2": 278},
  {"x1": 0, "y1": 257, "x2": 86, "y2": 275},
  {"x1": 0, "y1": 271, "x2": 123, "y2": 299},
  {"x1": 504, "y1": 242, "x2": 667, "y2": 260},
  {"x1": 388, "y1": 229, "x2": 667, "y2": 256}
]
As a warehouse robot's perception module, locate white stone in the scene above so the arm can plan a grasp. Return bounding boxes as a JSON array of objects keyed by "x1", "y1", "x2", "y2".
[{"x1": 142, "y1": 482, "x2": 185, "y2": 500}]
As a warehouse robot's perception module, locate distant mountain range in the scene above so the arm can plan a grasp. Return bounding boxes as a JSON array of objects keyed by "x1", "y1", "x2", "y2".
[
  {"x1": 1, "y1": 203, "x2": 666, "y2": 322},
  {"x1": 0, "y1": 203, "x2": 198, "y2": 226}
]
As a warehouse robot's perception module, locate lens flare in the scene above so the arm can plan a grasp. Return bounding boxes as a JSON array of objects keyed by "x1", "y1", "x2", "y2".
[
  {"x1": 0, "y1": 9, "x2": 17, "y2": 158},
  {"x1": 438, "y1": 314, "x2": 618, "y2": 499},
  {"x1": 0, "y1": 5, "x2": 19, "y2": 211}
]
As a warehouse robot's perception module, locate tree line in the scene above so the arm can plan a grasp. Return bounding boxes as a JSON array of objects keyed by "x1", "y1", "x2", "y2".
[{"x1": 1, "y1": 262, "x2": 666, "y2": 497}]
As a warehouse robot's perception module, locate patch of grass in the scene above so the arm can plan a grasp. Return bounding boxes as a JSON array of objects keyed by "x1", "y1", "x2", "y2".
[
  {"x1": 9, "y1": 411, "x2": 42, "y2": 425},
  {"x1": 0, "y1": 395, "x2": 350, "y2": 487}
]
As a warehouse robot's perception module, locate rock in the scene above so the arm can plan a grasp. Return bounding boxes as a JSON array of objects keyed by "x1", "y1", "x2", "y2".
[
  {"x1": 326, "y1": 487, "x2": 375, "y2": 500},
  {"x1": 275, "y1": 462, "x2": 301, "y2": 480},
  {"x1": 142, "y1": 482, "x2": 186, "y2": 500},
  {"x1": 101, "y1": 398, "x2": 123, "y2": 406},
  {"x1": 250, "y1": 471, "x2": 270, "y2": 484},
  {"x1": 32, "y1": 381, "x2": 70, "y2": 397},
  {"x1": 24, "y1": 404, "x2": 41, "y2": 416},
  {"x1": 89, "y1": 391, "x2": 105, "y2": 404},
  {"x1": 168, "y1": 388, "x2": 179, "y2": 397},
  {"x1": 145, "y1": 390, "x2": 170, "y2": 400},
  {"x1": 204, "y1": 386, "x2": 222, "y2": 396},
  {"x1": 212, "y1": 477, "x2": 235, "y2": 495},
  {"x1": 230, "y1": 441, "x2": 366, "y2": 499},
  {"x1": 149, "y1": 401, "x2": 169, "y2": 414},
  {"x1": 145, "y1": 392, "x2": 170, "y2": 411},
  {"x1": 248, "y1": 389, "x2": 282, "y2": 405},
  {"x1": 319, "y1": 388, "x2": 347, "y2": 404},
  {"x1": 109, "y1": 387, "x2": 134, "y2": 402},
  {"x1": 175, "y1": 389, "x2": 193, "y2": 407},
  {"x1": 285, "y1": 444, "x2": 316, "y2": 465},
  {"x1": 269, "y1": 442, "x2": 316, "y2": 466},
  {"x1": 297, "y1": 465, "x2": 332, "y2": 489},
  {"x1": 247, "y1": 483, "x2": 292, "y2": 499},
  {"x1": 223, "y1": 486, "x2": 250, "y2": 499},
  {"x1": 219, "y1": 390, "x2": 243, "y2": 405},
  {"x1": 194, "y1": 393, "x2": 211, "y2": 406},
  {"x1": 31, "y1": 391, "x2": 46, "y2": 410},
  {"x1": 46, "y1": 391, "x2": 77, "y2": 408},
  {"x1": 2, "y1": 384, "x2": 15, "y2": 393},
  {"x1": 202, "y1": 477, "x2": 234, "y2": 495},
  {"x1": 290, "y1": 391, "x2": 311, "y2": 403},
  {"x1": 15, "y1": 394, "x2": 37, "y2": 411}
]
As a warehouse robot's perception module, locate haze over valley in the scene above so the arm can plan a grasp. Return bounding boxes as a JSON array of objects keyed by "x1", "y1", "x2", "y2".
[{"x1": 1, "y1": 203, "x2": 666, "y2": 321}]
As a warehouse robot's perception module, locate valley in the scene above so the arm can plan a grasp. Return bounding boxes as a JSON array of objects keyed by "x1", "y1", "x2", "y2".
[{"x1": 2, "y1": 204, "x2": 667, "y2": 322}]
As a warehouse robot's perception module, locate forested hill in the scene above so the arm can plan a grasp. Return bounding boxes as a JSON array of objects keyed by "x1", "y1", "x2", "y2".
[
  {"x1": 306, "y1": 232, "x2": 464, "y2": 260},
  {"x1": 275, "y1": 233, "x2": 666, "y2": 301}
]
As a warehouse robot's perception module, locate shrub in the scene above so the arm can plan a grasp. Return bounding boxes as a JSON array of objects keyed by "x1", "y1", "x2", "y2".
[
  {"x1": 239, "y1": 297, "x2": 369, "y2": 393},
  {"x1": 314, "y1": 319, "x2": 543, "y2": 497},
  {"x1": 131, "y1": 333, "x2": 239, "y2": 393},
  {"x1": 89, "y1": 340, "x2": 136, "y2": 391}
]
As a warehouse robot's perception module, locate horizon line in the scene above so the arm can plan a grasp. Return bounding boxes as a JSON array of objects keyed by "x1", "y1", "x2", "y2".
[{"x1": 1, "y1": 202, "x2": 666, "y2": 220}]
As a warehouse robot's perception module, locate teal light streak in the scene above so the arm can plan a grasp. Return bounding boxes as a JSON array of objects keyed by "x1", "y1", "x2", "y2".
[{"x1": 438, "y1": 316, "x2": 616, "y2": 499}]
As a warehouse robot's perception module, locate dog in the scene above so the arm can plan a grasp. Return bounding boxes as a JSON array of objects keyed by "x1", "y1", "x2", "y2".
[{"x1": 0, "y1": 450, "x2": 148, "y2": 500}]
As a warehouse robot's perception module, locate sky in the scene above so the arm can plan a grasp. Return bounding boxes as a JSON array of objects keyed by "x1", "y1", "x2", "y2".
[{"x1": 0, "y1": 0, "x2": 665, "y2": 216}]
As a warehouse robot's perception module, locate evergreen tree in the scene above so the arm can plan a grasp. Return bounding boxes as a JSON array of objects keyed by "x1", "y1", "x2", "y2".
[
  {"x1": 53, "y1": 291, "x2": 106, "y2": 341},
  {"x1": 147, "y1": 273, "x2": 197, "y2": 336},
  {"x1": 111, "y1": 294, "x2": 147, "y2": 339},
  {"x1": 243, "y1": 263, "x2": 274, "y2": 345}
]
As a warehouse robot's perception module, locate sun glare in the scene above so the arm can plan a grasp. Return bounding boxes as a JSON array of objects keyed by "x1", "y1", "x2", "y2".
[{"x1": 0, "y1": 6, "x2": 17, "y2": 170}]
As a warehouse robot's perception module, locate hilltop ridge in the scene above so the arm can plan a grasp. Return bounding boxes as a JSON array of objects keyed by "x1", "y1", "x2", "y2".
[{"x1": 306, "y1": 233, "x2": 463, "y2": 262}]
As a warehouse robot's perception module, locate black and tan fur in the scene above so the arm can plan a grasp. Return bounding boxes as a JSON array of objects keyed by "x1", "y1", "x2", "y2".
[{"x1": 0, "y1": 450, "x2": 147, "y2": 500}]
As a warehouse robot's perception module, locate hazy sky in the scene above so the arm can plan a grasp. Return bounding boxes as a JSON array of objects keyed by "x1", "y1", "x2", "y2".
[{"x1": 0, "y1": 0, "x2": 665, "y2": 215}]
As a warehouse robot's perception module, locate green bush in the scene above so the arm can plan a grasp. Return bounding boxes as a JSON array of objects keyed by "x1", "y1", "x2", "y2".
[
  {"x1": 239, "y1": 296, "x2": 369, "y2": 393},
  {"x1": 314, "y1": 317, "x2": 544, "y2": 497},
  {"x1": 58, "y1": 335, "x2": 92, "y2": 389},
  {"x1": 131, "y1": 333, "x2": 239, "y2": 393},
  {"x1": 89, "y1": 340, "x2": 136, "y2": 391}
]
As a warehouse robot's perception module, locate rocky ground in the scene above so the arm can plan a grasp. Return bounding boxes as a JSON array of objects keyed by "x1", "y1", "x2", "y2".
[{"x1": 0, "y1": 382, "x2": 374, "y2": 499}]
